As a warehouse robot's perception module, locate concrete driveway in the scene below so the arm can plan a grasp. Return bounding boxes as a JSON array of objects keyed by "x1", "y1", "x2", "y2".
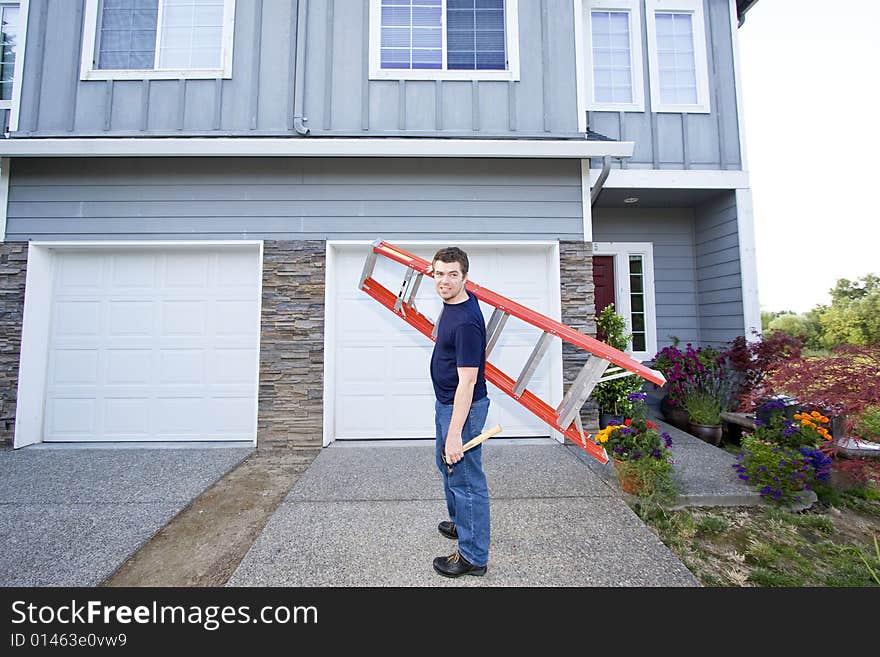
[{"x1": 0, "y1": 443, "x2": 251, "y2": 586}]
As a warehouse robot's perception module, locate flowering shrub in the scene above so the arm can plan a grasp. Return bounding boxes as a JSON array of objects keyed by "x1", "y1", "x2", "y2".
[
  {"x1": 721, "y1": 332, "x2": 803, "y2": 411},
  {"x1": 652, "y1": 341, "x2": 725, "y2": 407},
  {"x1": 749, "y1": 344, "x2": 880, "y2": 420},
  {"x1": 595, "y1": 393, "x2": 676, "y2": 500},
  {"x1": 732, "y1": 400, "x2": 833, "y2": 506}
]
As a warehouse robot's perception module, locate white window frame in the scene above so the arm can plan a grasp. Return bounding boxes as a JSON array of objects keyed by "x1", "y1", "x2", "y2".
[
  {"x1": 80, "y1": 0, "x2": 236, "y2": 81},
  {"x1": 369, "y1": 0, "x2": 520, "y2": 81},
  {"x1": 592, "y1": 241, "x2": 657, "y2": 361},
  {"x1": 578, "y1": 0, "x2": 644, "y2": 114},
  {"x1": 0, "y1": 0, "x2": 21, "y2": 111},
  {"x1": 645, "y1": 0, "x2": 711, "y2": 113}
]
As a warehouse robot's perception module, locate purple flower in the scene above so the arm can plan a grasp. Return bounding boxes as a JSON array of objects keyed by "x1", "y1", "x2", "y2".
[
  {"x1": 662, "y1": 432, "x2": 672, "y2": 447},
  {"x1": 738, "y1": 474, "x2": 750, "y2": 481},
  {"x1": 650, "y1": 448, "x2": 663, "y2": 459},
  {"x1": 753, "y1": 418, "x2": 763, "y2": 426},
  {"x1": 618, "y1": 427, "x2": 633, "y2": 435},
  {"x1": 627, "y1": 392, "x2": 648, "y2": 401}
]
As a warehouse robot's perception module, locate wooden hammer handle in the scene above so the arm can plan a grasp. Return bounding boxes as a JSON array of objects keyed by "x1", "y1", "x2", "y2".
[{"x1": 462, "y1": 424, "x2": 503, "y2": 452}]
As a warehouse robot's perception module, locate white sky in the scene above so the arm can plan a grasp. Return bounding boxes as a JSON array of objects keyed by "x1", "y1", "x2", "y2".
[{"x1": 737, "y1": 0, "x2": 880, "y2": 313}]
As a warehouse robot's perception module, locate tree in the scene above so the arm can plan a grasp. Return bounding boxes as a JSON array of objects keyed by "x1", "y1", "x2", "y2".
[{"x1": 818, "y1": 274, "x2": 880, "y2": 347}]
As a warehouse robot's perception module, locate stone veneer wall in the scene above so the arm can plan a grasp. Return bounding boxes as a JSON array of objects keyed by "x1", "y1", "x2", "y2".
[
  {"x1": 1, "y1": 242, "x2": 27, "y2": 446},
  {"x1": 559, "y1": 240, "x2": 599, "y2": 433},
  {"x1": 257, "y1": 241, "x2": 326, "y2": 450}
]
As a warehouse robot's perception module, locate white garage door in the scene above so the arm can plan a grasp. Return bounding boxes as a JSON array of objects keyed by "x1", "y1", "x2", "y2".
[
  {"x1": 331, "y1": 244, "x2": 562, "y2": 440},
  {"x1": 43, "y1": 247, "x2": 261, "y2": 442}
]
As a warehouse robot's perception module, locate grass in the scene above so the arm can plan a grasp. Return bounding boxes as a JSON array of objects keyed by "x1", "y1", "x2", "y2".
[{"x1": 633, "y1": 486, "x2": 880, "y2": 587}]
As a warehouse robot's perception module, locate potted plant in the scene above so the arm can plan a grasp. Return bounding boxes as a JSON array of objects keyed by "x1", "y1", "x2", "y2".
[
  {"x1": 592, "y1": 304, "x2": 644, "y2": 428},
  {"x1": 594, "y1": 393, "x2": 676, "y2": 502},
  {"x1": 682, "y1": 389, "x2": 724, "y2": 445}
]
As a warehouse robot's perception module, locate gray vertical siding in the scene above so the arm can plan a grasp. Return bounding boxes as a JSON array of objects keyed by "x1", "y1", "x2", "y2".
[
  {"x1": 9, "y1": 0, "x2": 744, "y2": 171},
  {"x1": 593, "y1": 196, "x2": 745, "y2": 351},
  {"x1": 5, "y1": 157, "x2": 584, "y2": 241},
  {"x1": 694, "y1": 190, "x2": 743, "y2": 346},
  {"x1": 587, "y1": 0, "x2": 742, "y2": 170},
  {"x1": 592, "y1": 207, "x2": 699, "y2": 349}
]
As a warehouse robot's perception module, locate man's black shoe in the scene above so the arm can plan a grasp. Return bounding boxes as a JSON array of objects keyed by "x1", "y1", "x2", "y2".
[
  {"x1": 432, "y1": 550, "x2": 487, "y2": 578},
  {"x1": 438, "y1": 521, "x2": 458, "y2": 540}
]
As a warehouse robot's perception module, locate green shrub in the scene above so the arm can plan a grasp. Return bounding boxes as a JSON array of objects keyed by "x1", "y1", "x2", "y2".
[
  {"x1": 591, "y1": 304, "x2": 643, "y2": 416},
  {"x1": 683, "y1": 390, "x2": 723, "y2": 424}
]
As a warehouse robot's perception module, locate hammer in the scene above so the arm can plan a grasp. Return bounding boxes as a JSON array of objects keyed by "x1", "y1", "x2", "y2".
[{"x1": 441, "y1": 424, "x2": 503, "y2": 473}]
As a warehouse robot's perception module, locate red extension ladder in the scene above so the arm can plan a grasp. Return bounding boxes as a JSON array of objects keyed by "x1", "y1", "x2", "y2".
[{"x1": 358, "y1": 240, "x2": 666, "y2": 464}]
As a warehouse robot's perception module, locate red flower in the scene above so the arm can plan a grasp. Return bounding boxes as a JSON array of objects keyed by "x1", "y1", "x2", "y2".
[
  {"x1": 646, "y1": 421, "x2": 658, "y2": 429},
  {"x1": 624, "y1": 419, "x2": 632, "y2": 426}
]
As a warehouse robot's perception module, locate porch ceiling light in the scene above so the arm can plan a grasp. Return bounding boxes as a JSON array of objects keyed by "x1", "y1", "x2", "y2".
[{"x1": 623, "y1": 197, "x2": 639, "y2": 204}]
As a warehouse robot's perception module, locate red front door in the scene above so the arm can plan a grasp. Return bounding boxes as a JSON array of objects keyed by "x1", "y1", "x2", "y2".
[{"x1": 593, "y1": 255, "x2": 615, "y2": 341}]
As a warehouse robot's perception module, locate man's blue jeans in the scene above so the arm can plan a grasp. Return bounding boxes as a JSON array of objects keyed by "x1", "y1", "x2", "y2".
[{"x1": 434, "y1": 395, "x2": 491, "y2": 567}]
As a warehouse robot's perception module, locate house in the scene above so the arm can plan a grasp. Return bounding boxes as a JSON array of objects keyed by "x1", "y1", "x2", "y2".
[{"x1": 0, "y1": 0, "x2": 760, "y2": 452}]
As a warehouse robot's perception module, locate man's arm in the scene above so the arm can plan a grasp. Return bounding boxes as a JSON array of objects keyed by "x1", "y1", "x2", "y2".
[{"x1": 444, "y1": 366, "x2": 478, "y2": 465}]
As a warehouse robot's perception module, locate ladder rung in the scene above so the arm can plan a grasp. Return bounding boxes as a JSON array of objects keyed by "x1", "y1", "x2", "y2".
[
  {"x1": 556, "y1": 356, "x2": 609, "y2": 430},
  {"x1": 512, "y1": 331, "x2": 553, "y2": 398},
  {"x1": 431, "y1": 304, "x2": 444, "y2": 339},
  {"x1": 358, "y1": 249, "x2": 379, "y2": 289},
  {"x1": 394, "y1": 268, "x2": 415, "y2": 314},
  {"x1": 406, "y1": 272, "x2": 423, "y2": 310},
  {"x1": 597, "y1": 370, "x2": 637, "y2": 383},
  {"x1": 485, "y1": 308, "x2": 509, "y2": 357}
]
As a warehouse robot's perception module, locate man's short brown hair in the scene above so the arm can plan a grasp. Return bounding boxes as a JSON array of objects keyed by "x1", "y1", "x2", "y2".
[{"x1": 432, "y1": 246, "x2": 469, "y2": 276}]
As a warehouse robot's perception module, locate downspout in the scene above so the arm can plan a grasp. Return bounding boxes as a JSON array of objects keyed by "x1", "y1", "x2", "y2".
[
  {"x1": 590, "y1": 155, "x2": 612, "y2": 207},
  {"x1": 293, "y1": 0, "x2": 310, "y2": 136}
]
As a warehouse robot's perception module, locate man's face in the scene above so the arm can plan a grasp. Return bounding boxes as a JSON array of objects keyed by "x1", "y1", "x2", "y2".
[{"x1": 432, "y1": 259, "x2": 467, "y2": 302}]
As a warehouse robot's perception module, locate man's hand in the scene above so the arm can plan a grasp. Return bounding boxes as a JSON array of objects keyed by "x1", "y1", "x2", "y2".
[{"x1": 445, "y1": 432, "x2": 464, "y2": 465}]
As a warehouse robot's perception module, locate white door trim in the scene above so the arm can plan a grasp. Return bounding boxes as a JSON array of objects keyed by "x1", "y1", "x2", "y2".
[
  {"x1": 592, "y1": 241, "x2": 657, "y2": 361},
  {"x1": 323, "y1": 240, "x2": 564, "y2": 446},
  {"x1": 14, "y1": 240, "x2": 263, "y2": 448}
]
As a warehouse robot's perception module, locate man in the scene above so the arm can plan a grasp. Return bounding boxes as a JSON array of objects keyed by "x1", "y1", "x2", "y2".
[{"x1": 428, "y1": 246, "x2": 491, "y2": 578}]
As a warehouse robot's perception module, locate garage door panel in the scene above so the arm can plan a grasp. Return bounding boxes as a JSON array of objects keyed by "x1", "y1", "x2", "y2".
[
  {"x1": 215, "y1": 300, "x2": 259, "y2": 336},
  {"x1": 56, "y1": 254, "x2": 104, "y2": 290},
  {"x1": 54, "y1": 301, "x2": 101, "y2": 337},
  {"x1": 338, "y1": 394, "x2": 387, "y2": 435},
  {"x1": 51, "y1": 349, "x2": 99, "y2": 385},
  {"x1": 110, "y1": 253, "x2": 155, "y2": 287},
  {"x1": 389, "y1": 394, "x2": 435, "y2": 433},
  {"x1": 45, "y1": 249, "x2": 260, "y2": 442},
  {"x1": 47, "y1": 398, "x2": 97, "y2": 436},
  {"x1": 390, "y1": 345, "x2": 430, "y2": 382},
  {"x1": 105, "y1": 349, "x2": 152, "y2": 384},
  {"x1": 104, "y1": 398, "x2": 150, "y2": 435},
  {"x1": 161, "y1": 301, "x2": 207, "y2": 336},
  {"x1": 109, "y1": 301, "x2": 154, "y2": 335},
  {"x1": 158, "y1": 349, "x2": 205, "y2": 384},
  {"x1": 164, "y1": 253, "x2": 210, "y2": 288},
  {"x1": 210, "y1": 348, "x2": 258, "y2": 384}
]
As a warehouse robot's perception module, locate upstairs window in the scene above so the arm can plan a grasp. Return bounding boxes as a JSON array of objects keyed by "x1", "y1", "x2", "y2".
[
  {"x1": 0, "y1": 1, "x2": 19, "y2": 108},
  {"x1": 645, "y1": 0, "x2": 710, "y2": 113},
  {"x1": 80, "y1": 0, "x2": 236, "y2": 80},
  {"x1": 581, "y1": 0, "x2": 644, "y2": 112},
  {"x1": 370, "y1": 0, "x2": 520, "y2": 81}
]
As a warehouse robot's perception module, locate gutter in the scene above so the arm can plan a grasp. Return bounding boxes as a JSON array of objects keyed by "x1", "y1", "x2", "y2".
[{"x1": 292, "y1": 0, "x2": 310, "y2": 136}]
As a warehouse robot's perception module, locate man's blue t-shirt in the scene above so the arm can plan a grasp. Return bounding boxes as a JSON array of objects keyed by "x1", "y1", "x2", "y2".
[{"x1": 430, "y1": 293, "x2": 488, "y2": 405}]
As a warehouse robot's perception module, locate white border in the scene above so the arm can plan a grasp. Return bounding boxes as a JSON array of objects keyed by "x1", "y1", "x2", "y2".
[
  {"x1": 645, "y1": 0, "x2": 711, "y2": 114},
  {"x1": 368, "y1": 0, "x2": 520, "y2": 81},
  {"x1": 592, "y1": 241, "x2": 657, "y2": 361},
  {"x1": 80, "y1": 0, "x2": 236, "y2": 81},
  {"x1": 587, "y1": 167, "x2": 748, "y2": 189},
  {"x1": 0, "y1": 157, "x2": 8, "y2": 241},
  {"x1": 13, "y1": 240, "x2": 263, "y2": 448},
  {"x1": 735, "y1": 188, "x2": 760, "y2": 340},
  {"x1": 323, "y1": 239, "x2": 564, "y2": 447},
  {"x1": 0, "y1": 137, "x2": 636, "y2": 158},
  {"x1": 578, "y1": 0, "x2": 645, "y2": 115}
]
